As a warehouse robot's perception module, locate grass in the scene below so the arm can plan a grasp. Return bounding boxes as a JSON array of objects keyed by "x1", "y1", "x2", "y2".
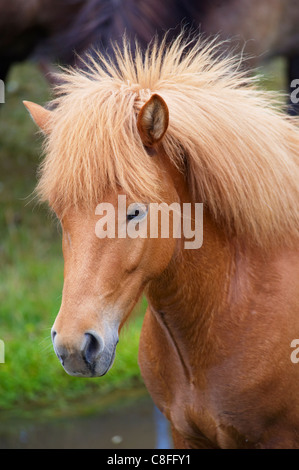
[{"x1": 0, "y1": 56, "x2": 286, "y2": 413}]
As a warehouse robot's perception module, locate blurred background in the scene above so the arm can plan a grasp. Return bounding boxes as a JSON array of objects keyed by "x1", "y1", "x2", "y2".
[{"x1": 0, "y1": 0, "x2": 297, "y2": 449}]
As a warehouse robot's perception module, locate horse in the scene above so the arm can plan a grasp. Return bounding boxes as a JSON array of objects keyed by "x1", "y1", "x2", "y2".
[
  {"x1": 24, "y1": 34, "x2": 299, "y2": 448},
  {"x1": 0, "y1": 0, "x2": 85, "y2": 82},
  {"x1": 0, "y1": 0, "x2": 189, "y2": 82},
  {"x1": 2, "y1": 0, "x2": 299, "y2": 113}
]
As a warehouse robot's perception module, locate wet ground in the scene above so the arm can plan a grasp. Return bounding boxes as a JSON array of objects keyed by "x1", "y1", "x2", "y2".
[{"x1": 0, "y1": 389, "x2": 173, "y2": 449}]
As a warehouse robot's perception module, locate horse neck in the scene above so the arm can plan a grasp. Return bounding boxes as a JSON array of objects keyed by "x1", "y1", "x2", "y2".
[
  {"x1": 146, "y1": 212, "x2": 231, "y2": 369},
  {"x1": 146, "y1": 156, "x2": 233, "y2": 372}
]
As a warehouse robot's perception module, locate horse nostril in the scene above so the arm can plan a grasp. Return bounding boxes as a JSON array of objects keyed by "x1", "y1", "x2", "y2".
[{"x1": 82, "y1": 331, "x2": 104, "y2": 366}]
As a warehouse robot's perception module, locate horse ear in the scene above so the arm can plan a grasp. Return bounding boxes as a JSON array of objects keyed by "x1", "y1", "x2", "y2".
[
  {"x1": 23, "y1": 100, "x2": 52, "y2": 134},
  {"x1": 137, "y1": 94, "x2": 169, "y2": 147}
]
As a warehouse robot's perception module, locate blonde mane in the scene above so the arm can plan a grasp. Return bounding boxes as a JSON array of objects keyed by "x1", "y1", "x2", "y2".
[{"x1": 37, "y1": 34, "x2": 299, "y2": 249}]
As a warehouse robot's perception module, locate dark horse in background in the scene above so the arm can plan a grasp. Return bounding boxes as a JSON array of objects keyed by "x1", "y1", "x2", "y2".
[{"x1": 1, "y1": 0, "x2": 299, "y2": 112}]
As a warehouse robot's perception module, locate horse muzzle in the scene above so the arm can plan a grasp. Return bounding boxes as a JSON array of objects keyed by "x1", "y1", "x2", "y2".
[{"x1": 51, "y1": 328, "x2": 118, "y2": 377}]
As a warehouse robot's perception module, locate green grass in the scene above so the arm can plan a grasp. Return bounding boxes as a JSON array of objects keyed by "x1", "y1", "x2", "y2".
[
  {"x1": 0, "y1": 62, "x2": 146, "y2": 413},
  {"x1": 0, "y1": 57, "x2": 286, "y2": 413}
]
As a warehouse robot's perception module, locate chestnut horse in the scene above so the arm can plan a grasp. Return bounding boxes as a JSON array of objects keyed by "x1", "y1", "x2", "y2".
[{"x1": 24, "y1": 35, "x2": 299, "y2": 448}]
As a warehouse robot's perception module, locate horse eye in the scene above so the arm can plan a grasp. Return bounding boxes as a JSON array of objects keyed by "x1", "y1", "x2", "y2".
[
  {"x1": 126, "y1": 204, "x2": 148, "y2": 221},
  {"x1": 127, "y1": 209, "x2": 140, "y2": 221}
]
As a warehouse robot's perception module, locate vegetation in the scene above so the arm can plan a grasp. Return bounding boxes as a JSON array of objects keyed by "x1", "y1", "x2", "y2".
[{"x1": 0, "y1": 57, "x2": 285, "y2": 414}]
